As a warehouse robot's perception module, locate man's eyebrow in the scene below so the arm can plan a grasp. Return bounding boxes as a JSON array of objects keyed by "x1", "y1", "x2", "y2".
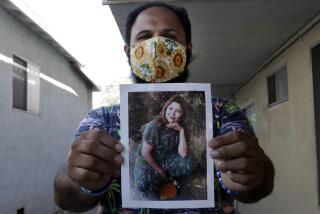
[
  {"x1": 135, "y1": 30, "x2": 152, "y2": 37},
  {"x1": 135, "y1": 28, "x2": 179, "y2": 37},
  {"x1": 162, "y1": 29, "x2": 179, "y2": 34}
]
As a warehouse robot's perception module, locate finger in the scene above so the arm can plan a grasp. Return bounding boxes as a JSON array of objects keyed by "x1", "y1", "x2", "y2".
[
  {"x1": 98, "y1": 132, "x2": 119, "y2": 149},
  {"x1": 209, "y1": 131, "x2": 253, "y2": 149},
  {"x1": 210, "y1": 140, "x2": 263, "y2": 159},
  {"x1": 114, "y1": 154, "x2": 124, "y2": 166},
  {"x1": 70, "y1": 153, "x2": 116, "y2": 175},
  {"x1": 68, "y1": 167, "x2": 102, "y2": 184},
  {"x1": 166, "y1": 124, "x2": 174, "y2": 128},
  {"x1": 75, "y1": 139, "x2": 119, "y2": 164},
  {"x1": 214, "y1": 158, "x2": 257, "y2": 173},
  {"x1": 115, "y1": 143, "x2": 125, "y2": 153},
  {"x1": 220, "y1": 172, "x2": 257, "y2": 192},
  {"x1": 82, "y1": 129, "x2": 119, "y2": 150},
  {"x1": 227, "y1": 171, "x2": 261, "y2": 188}
]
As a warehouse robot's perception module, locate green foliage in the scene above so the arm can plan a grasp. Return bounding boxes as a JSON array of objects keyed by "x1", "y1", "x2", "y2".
[
  {"x1": 105, "y1": 179, "x2": 121, "y2": 213},
  {"x1": 225, "y1": 101, "x2": 238, "y2": 113},
  {"x1": 101, "y1": 78, "x2": 132, "y2": 106}
]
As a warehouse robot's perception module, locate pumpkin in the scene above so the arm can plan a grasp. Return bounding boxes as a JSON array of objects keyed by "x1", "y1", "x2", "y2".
[{"x1": 159, "y1": 182, "x2": 177, "y2": 200}]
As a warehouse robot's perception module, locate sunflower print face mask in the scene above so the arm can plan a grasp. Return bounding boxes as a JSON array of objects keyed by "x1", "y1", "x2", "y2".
[{"x1": 130, "y1": 36, "x2": 187, "y2": 82}]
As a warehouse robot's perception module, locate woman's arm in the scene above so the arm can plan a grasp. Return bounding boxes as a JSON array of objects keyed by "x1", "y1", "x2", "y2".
[
  {"x1": 178, "y1": 128, "x2": 188, "y2": 158},
  {"x1": 141, "y1": 142, "x2": 166, "y2": 178},
  {"x1": 167, "y1": 122, "x2": 188, "y2": 158}
]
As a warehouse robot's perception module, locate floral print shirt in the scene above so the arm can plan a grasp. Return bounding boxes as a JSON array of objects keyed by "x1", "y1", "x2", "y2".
[{"x1": 75, "y1": 97, "x2": 254, "y2": 214}]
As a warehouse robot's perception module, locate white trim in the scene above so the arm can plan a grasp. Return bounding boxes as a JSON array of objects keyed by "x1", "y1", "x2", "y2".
[{"x1": 120, "y1": 83, "x2": 214, "y2": 209}]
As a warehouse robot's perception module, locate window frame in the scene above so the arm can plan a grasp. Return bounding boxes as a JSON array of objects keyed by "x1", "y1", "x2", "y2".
[
  {"x1": 241, "y1": 102, "x2": 256, "y2": 132},
  {"x1": 12, "y1": 53, "x2": 41, "y2": 115},
  {"x1": 266, "y1": 64, "x2": 289, "y2": 107}
]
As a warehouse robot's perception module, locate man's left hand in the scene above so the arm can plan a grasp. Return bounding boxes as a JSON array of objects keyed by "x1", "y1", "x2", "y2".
[{"x1": 209, "y1": 131, "x2": 266, "y2": 193}]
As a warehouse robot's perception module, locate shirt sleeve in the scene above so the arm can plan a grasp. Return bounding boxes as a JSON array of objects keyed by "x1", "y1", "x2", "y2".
[
  {"x1": 141, "y1": 120, "x2": 159, "y2": 146},
  {"x1": 212, "y1": 97, "x2": 255, "y2": 198},
  {"x1": 212, "y1": 98, "x2": 254, "y2": 136},
  {"x1": 74, "y1": 107, "x2": 108, "y2": 139}
]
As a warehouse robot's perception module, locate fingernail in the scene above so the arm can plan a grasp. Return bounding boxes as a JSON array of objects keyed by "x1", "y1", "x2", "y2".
[
  {"x1": 208, "y1": 139, "x2": 214, "y2": 146},
  {"x1": 215, "y1": 160, "x2": 222, "y2": 167},
  {"x1": 210, "y1": 138, "x2": 220, "y2": 148},
  {"x1": 114, "y1": 155, "x2": 124, "y2": 164},
  {"x1": 211, "y1": 150, "x2": 219, "y2": 158},
  {"x1": 115, "y1": 143, "x2": 124, "y2": 152}
]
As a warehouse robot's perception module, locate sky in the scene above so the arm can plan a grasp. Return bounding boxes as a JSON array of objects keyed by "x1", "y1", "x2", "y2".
[{"x1": 14, "y1": 0, "x2": 131, "y2": 108}]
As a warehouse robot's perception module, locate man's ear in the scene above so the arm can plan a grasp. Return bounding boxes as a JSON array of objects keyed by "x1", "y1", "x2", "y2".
[
  {"x1": 187, "y1": 43, "x2": 192, "y2": 54},
  {"x1": 124, "y1": 44, "x2": 130, "y2": 58}
]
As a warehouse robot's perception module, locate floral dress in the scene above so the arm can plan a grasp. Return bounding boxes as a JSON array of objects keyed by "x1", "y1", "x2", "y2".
[{"x1": 134, "y1": 120, "x2": 195, "y2": 192}]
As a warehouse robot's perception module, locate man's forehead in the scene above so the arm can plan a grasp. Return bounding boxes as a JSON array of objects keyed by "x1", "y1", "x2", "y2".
[{"x1": 132, "y1": 7, "x2": 183, "y2": 33}]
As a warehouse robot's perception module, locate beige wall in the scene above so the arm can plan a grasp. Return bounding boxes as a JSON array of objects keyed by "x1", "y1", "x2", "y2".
[{"x1": 234, "y1": 22, "x2": 320, "y2": 214}]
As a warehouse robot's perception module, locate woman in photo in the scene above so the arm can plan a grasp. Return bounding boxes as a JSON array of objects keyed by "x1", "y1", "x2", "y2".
[{"x1": 134, "y1": 95, "x2": 195, "y2": 196}]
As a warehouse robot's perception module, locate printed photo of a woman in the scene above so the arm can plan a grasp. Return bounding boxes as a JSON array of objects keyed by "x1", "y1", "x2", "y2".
[
  {"x1": 121, "y1": 84, "x2": 214, "y2": 208},
  {"x1": 126, "y1": 91, "x2": 208, "y2": 202},
  {"x1": 134, "y1": 95, "x2": 195, "y2": 196}
]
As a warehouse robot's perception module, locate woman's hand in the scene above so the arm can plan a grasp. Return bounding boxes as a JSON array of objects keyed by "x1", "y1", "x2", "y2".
[
  {"x1": 166, "y1": 122, "x2": 183, "y2": 132},
  {"x1": 167, "y1": 122, "x2": 188, "y2": 158},
  {"x1": 158, "y1": 168, "x2": 167, "y2": 180}
]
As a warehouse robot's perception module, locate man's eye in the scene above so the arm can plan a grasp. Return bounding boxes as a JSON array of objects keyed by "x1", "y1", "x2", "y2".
[
  {"x1": 164, "y1": 34, "x2": 177, "y2": 40},
  {"x1": 137, "y1": 35, "x2": 151, "y2": 41}
]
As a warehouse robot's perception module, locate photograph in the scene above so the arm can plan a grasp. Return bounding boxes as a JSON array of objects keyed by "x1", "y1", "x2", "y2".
[{"x1": 120, "y1": 83, "x2": 214, "y2": 209}]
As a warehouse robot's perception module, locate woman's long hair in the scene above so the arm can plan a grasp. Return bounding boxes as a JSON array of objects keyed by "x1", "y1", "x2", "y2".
[{"x1": 160, "y1": 95, "x2": 188, "y2": 126}]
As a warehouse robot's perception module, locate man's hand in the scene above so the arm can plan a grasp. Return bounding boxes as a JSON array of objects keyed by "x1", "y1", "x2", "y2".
[
  {"x1": 68, "y1": 128, "x2": 124, "y2": 191},
  {"x1": 209, "y1": 131, "x2": 265, "y2": 193}
]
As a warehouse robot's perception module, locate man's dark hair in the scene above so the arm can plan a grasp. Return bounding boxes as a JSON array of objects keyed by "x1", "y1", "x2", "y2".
[
  {"x1": 125, "y1": 2, "x2": 192, "y2": 83},
  {"x1": 125, "y1": 2, "x2": 191, "y2": 46}
]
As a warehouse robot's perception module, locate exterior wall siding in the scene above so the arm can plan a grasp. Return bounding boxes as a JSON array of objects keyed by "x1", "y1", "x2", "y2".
[
  {"x1": 0, "y1": 6, "x2": 92, "y2": 213},
  {"x1": 235, "y1": 21, "x2": 320, "y2": 214}
]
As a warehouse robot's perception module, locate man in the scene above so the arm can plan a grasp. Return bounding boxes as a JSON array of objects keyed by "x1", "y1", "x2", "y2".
[{"x1": 54, "y1": 2, "x2": 274, "y2": 214}]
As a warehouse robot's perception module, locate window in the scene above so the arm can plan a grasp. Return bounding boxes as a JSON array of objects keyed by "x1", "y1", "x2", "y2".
[
  {"x1": 12, "y1": 55, "x2": 40, "y2": 114},
  {"x1": 12, "y1": 56, "x2": 27, "y2": 110},
  {"x1": 17, "y1": 207, "x2": 24, "y2": 214},
  {"x1": 267, "y1": 65, "x2": 288, "y2": 105},
  {"x1": 242, "y1": 103, "x2": 256, "y2": 132}
]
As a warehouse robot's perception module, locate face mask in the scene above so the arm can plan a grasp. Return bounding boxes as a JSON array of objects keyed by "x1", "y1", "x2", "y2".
[{"x1": 130, "y1": 36, "x2": 187, "y2": 83}]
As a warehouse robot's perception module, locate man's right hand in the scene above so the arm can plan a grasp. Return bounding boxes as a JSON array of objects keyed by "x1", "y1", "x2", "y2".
[{"x1": 67, "y1": 128, "x2": 124, "y2": 191}]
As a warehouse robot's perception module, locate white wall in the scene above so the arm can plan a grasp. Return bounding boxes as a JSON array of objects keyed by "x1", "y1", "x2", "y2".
[
  {"x1": 235, "y1": 21, "x2": 320, "y2": 214},
  {"x1": 0, "y1": 6, "x2": 92, "y2": 213}
]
